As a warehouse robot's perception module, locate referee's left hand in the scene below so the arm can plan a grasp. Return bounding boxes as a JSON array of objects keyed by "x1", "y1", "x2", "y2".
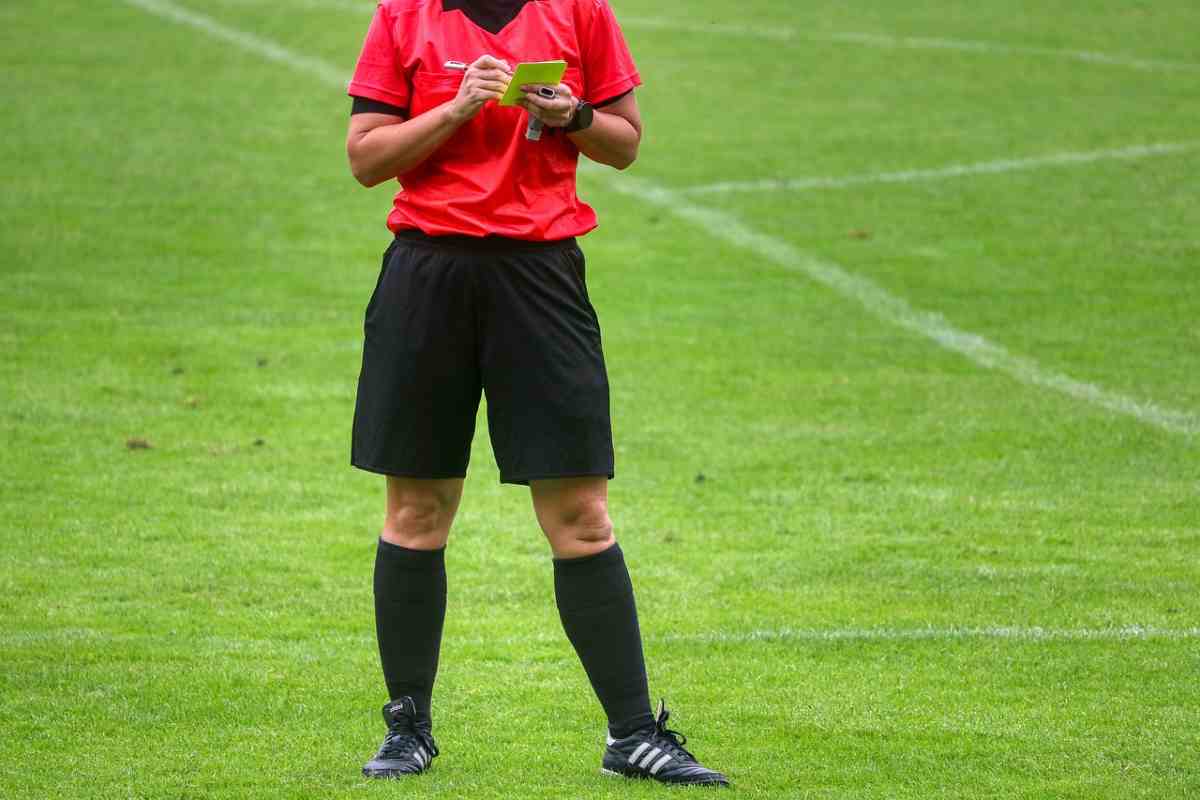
[{"x1": 518, "y1": 83, "x2": 576, "y2": 128}]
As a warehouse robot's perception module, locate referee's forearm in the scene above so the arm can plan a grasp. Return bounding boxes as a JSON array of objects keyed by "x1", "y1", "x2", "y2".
[
  {"x1": 347, "y1": 104, "x2": 467, "y2": 187},
  {"x1": 569, "y1": 111, "x2": 641, "y2": 170}
]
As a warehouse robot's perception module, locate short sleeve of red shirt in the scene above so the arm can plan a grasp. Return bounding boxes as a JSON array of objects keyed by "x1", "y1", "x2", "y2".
[
  {"x1": 581, "y1": 0, "x2": 641, "y2": 105},
  {"x1": 347, "y1": 4, "x2": 412, "y2": 110}
]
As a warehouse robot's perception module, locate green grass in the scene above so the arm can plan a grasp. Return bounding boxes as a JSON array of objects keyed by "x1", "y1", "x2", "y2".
[{"x1": 2, "y1": 1, "x2": 1198, "y2": 798}]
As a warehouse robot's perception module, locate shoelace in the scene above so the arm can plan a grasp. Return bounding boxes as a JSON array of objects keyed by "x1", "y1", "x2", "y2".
[
  {"x1": 379, "y1": 725, "x2": 439, "y2": 762},
  {"x1": 648, "y1": 703, "x2": 696, "y2": 763}
]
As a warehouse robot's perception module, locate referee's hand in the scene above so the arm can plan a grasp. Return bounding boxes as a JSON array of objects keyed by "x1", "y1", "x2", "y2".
[
  {"x1": 518, "y1": 83, "x2": 576, "y2": 128},
  {"x1": 448, "y1": 55, "x2": 512, "y2": 123}
]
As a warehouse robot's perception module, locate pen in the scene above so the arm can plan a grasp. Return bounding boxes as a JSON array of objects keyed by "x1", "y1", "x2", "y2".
[
  {"x1": 445, "y1": 60, "x2": 556, "y2": 97},
  {"x1": 444, "y1": 59, "x2": 549, "y2": 141}
]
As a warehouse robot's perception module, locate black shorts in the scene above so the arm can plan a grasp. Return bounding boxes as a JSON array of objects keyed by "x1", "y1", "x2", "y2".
[{"x1": 351, "y1": 230, "x2": 614, "y2": 485}]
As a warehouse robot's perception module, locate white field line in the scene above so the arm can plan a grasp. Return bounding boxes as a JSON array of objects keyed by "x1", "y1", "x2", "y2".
[
  {"x1": 210, "y1": 0, "x2": 374, "y2": 10},
  {"x1": 120, "y1": 0, "x2": 349, "y2": 89},
  {"x1": 601, "y1": 174, "x2": 1200, "y2": 437},
  {"x1": 618, "y1": 16, "x2": 1200, "y2": 74},
  {"x1": 7, "y1": 625, "x2": 1200, "y2": 650},
  {"x1": 467, "y1": 625, "x2": 1200, "y2": 648},
  {"x1": 821, "y1": 30, "x2": 1200, "y2": 74},
  {"x1": 653, "y1": 625, "x2": 1200, "y2": 645},
  {"x1": 681, "y1": 142, "x2": 1200, "y2": 196},
  {"x1": 122, "y1": 0, "x2": 1200, "y2": 438}
]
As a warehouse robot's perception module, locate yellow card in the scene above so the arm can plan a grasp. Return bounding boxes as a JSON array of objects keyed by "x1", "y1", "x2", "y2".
[{"x1": 498, "y1": 60, "x2": 568, "y2": 106}]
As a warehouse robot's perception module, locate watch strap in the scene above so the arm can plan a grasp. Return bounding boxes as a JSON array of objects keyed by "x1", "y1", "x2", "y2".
[{"x1": 564, "y1": 99, "x2": 594, "y2": 134}]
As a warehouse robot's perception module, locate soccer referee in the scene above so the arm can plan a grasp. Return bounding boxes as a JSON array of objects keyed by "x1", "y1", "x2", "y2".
[{"x1": 344, "y1": 0, "x2": 727, "y2": 787}]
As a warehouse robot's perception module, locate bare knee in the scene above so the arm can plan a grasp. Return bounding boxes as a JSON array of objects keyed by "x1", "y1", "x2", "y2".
[
  {"x1": 387, "y1": 497, "x2": 449, "y2": 539},
  {"x1": 534, "y1": 485, "x2": 615, "y2": 559},
  {"x1": 382, "y1": 478, "x2": 461, "y2": 550}
]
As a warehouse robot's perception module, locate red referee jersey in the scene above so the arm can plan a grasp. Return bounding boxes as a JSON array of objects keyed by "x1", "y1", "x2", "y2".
[{"x1": 348, "y1": 0, "x2": 642, "y2": 240}]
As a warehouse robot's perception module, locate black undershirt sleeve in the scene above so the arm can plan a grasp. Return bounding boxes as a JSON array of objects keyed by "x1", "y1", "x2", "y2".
[
  {"x1": 594, "y1": 89, "x2": 632, "y2": 109},
  {"x1": 351, "y1": 96, "x2": 408, "y2": 118}
]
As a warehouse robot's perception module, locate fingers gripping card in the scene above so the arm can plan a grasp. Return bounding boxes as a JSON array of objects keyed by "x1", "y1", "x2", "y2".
[{"x1": 498, "y1": 60, "x2": 567, "y2": 106}]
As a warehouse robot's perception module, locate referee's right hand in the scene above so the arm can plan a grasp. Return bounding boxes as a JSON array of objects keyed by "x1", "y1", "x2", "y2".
[{"x1": 448, "y1": 55, "x2": 512, "y2": 124}]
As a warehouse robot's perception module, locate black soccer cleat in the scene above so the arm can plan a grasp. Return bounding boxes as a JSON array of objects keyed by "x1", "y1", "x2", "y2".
[
  {"x1": 601, "y1": 699, "x2": 729, "y2": 787},
  {"x1": 362, "y1": 696, "x2": 439, "y2": 778}
]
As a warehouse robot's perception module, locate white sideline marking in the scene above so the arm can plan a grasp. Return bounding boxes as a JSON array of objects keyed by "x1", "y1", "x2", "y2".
[
  {"x1": 7, "y1": 625, "x2": 1200, "y2": 651},
  {"x1": 681, "y1": 142, "x2": 1200, "y2": 196},
  {"x1": 652, "y1": 625, "x2": 1200, "y2": 645},
  {"x1": 121, "y1": 0, "x2": 1200, "y2": 437},
  {"x1": 821, "y1": 31, "x2": 1200, "y2": 74},
  {"x1": 119, "y1": 0, "x2": 349, "y2": 89},
  {"x1": 484, "y1": 625, "x2": 1200, "y2": 647},
  {"x1": 219, "y1": 0, "x2": 375, "y2": 11},
  {"x1": 598, "y1": 174, "x2": 1200, "y2": 437},
  {"x1": 619, "y1": 16, "x2": 1200, "y2": 74}
]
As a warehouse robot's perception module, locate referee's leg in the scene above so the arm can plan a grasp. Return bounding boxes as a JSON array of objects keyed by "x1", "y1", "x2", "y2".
[
  {"x1": 362, "y1": 477, "x2": 460, "y2": 778},
  {"x1": 528, "y1": 460, "x2": 730, "y2": 787},
  {"x1": 375, "y1": 476, "x2": 460, "y2": 713},
  {"x1": 532, "y1": 477, "x2": 655, "y2": 739}
]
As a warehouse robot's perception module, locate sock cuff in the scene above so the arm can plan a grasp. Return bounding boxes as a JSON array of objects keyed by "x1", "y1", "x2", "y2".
[
  {"x1": 377, "y1": 538, "x2": 446, "y2": 570},
  {"x1": 609, "y1": 711, "x2": 655, "y2": 739},
  {"x1": 552, "y1": 541, "x2": 623, "y2": 574}
]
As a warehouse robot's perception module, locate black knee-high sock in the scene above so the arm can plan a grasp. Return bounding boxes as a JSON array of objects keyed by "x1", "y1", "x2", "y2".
[
  {"x1": 373, "y1": 539, "x2": 446, "y2": 723},
  {"x1": 554, "y1": 542, "x2": 654, "y2": 738}
]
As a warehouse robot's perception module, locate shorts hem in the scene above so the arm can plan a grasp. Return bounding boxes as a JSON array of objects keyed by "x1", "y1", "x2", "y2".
[
  {"x1": 499, "y1": 470, "x2": 615, "y2": 486},
  {"x1": 351, "y1": 459, "x2": 468, "y2": 480}
]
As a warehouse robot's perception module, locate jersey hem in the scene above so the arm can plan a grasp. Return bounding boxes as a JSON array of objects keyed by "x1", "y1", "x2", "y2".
[
  {"x1": 387, "y1": 218, "x2": 600, "y2": 242},
  {"x1": 350, "y1": 459, "x2": 469, "y2": 480},
  {"x1": 499, "y1": 470, "x2": 615, "y2": 486}
]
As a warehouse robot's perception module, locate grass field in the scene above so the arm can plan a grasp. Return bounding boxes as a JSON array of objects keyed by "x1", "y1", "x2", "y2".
[{"x1": 2, "y1": 1, "x2": 1199, "y2": 797}]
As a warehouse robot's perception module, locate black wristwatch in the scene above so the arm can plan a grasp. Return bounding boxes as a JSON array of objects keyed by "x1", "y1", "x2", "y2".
[{"x1": 564, "y1": 99, "x2": 594, "y2": 134}]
